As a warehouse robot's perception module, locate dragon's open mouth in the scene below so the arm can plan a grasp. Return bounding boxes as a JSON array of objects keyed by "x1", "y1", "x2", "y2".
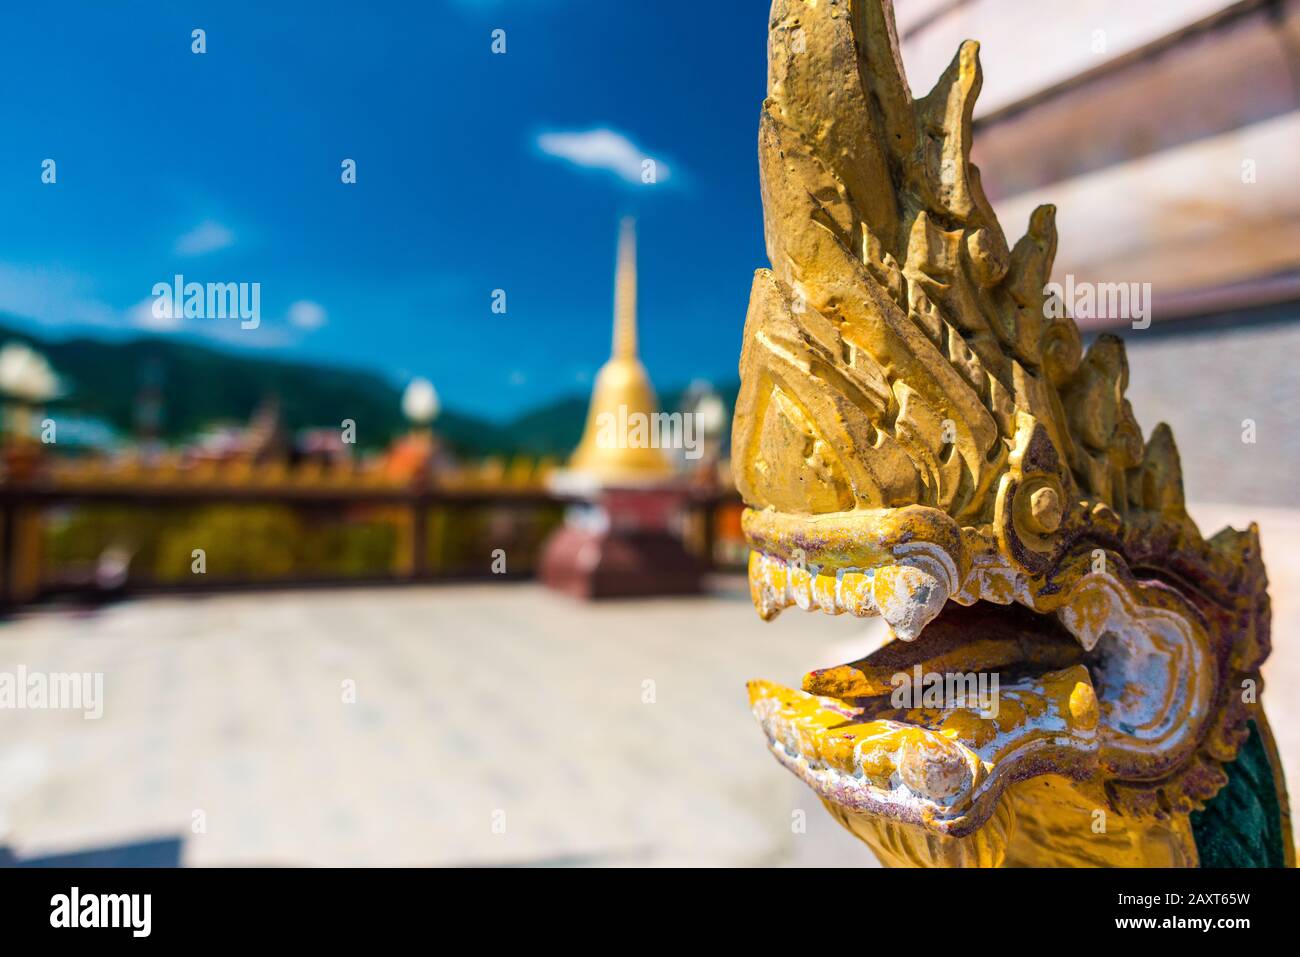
[{"x1": 743, "y1": 507, "x2": 1214, "y2": 839}]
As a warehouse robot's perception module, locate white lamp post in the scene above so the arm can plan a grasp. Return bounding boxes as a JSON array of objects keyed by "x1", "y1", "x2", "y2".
[
  {"x1": 0, "y1": 342, "x2": 61, "y2": 444},
  {"x1": 401, "y1": 377, "x2": 439, "y2": 427}
]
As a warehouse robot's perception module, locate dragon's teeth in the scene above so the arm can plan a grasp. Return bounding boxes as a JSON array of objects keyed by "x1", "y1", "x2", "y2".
[
  {"x1": 896, "y1": 733, "x2": 974, "y2": 801},
  {"x1": 871, "y1": 563, "x2": 950, "y2": 641},
  {"x1": 788, "y1": 562, "x2": 814, "y2": 610},
  {"x1": 812, "y1": 572, "x2": 841, "y2": 615},
  {"x1": 749, "y1": 553, "x2": 952, "y2": 629},
  {"x1": 748, "y1": 551, "x2": 794, "y2": 620},
  {"x1": 836, "y1": 571, "x2": 878, "y2": 618}
]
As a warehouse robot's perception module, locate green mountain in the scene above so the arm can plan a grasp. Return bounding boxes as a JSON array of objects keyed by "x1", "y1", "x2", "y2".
[{"x1": 0, "y1": 317, "x2": 736, "y2": 459}]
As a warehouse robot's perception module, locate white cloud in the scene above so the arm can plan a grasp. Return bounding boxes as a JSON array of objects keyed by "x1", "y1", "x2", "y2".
[
  {"x1": 536, "y1": 128, "x2": 672, "y2": 186},
  {"x1": 0, "y1": 264, "x2": 117, "y2": 328},
  {"x1": 129, "y1": 296, "x2": 181, "y2": 333},
  {"x1": 0, "y1": 263, "x2": 302, "y2": 351},
  {"x1": 128, "y1": 292, "x2": 296, "y2": 349},
  {"x1": 287, "y1": 300, "x2": 327, "y2": 330},
  {"x1": 175, "y1": 220, "x2": 235, "y2": 256}
]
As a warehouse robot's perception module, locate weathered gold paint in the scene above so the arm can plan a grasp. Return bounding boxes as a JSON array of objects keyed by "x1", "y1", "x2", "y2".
[{"x1": 735, "y1": 0, "x2": 1290, "y2": 867}]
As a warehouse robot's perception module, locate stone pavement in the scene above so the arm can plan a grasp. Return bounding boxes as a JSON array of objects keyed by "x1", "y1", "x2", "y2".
[
  {"x1": 0, "y1": 578, "x2": 879, "y2": 867},
  {"x1": 2, "y1": 500, "x2": 1297, "y2": 867}
]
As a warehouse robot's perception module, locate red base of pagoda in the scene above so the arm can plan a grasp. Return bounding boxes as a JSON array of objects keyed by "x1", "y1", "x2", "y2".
[
  {"x1": 538, "y1": 483, "x2": 704, "y2": 599},
  {"x1": 538, "y1": 524, "x2": 703, "y2": 599}
]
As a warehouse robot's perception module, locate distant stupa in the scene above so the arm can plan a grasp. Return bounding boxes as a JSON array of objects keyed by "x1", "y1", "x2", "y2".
[
  {"x1": 540, "y1": 218, "x2": 702, "y2": 600},
  {"x1": 567, "y1": 217, "x2": 673, "y2": 483}
]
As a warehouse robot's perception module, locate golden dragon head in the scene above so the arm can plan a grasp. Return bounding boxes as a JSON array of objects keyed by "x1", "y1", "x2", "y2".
[{"x1": 735, "y1": 0, "x2": 1286, "y2": 866}]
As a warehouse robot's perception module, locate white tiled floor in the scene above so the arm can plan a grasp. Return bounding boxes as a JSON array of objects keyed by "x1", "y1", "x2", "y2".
[{"x1": 0, "y1": 578, "x2": 878, "y2": 866}]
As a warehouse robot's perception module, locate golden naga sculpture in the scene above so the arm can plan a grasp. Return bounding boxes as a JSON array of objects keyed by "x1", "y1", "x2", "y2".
[{"x1": 735, "y1": 0, "x2": 1292, "y2": 867}]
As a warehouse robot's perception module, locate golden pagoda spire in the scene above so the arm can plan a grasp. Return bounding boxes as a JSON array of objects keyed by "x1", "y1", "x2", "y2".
[
  {"x1": 612, "y1": 217, "x2": 637, "y2": 359},
  {"x1": 568, "y1": 218, "x2": 673, "y2": 482}
]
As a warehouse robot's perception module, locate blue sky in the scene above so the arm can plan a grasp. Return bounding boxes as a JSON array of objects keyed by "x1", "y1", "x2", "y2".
[{"x1": 0, "y1": 0, "x2": 770, "y2": 420}]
